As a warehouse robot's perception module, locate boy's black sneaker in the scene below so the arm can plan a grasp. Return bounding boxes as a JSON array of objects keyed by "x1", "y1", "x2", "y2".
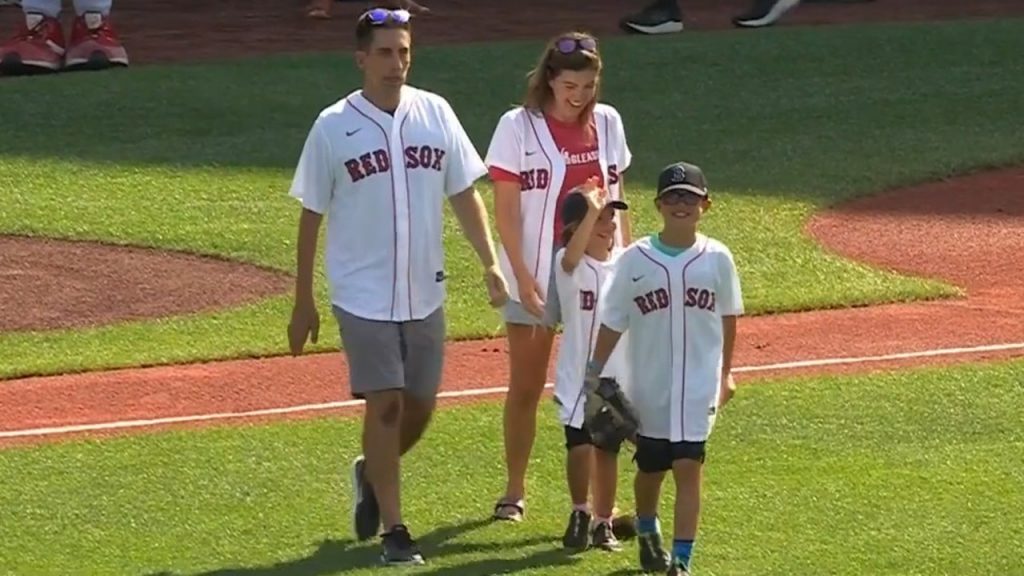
[{"x1": 638, "y1": 530, "x2": 671, "y2": 572}]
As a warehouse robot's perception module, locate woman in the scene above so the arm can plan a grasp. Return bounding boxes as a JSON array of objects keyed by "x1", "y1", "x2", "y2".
[{"x1": 483, "y1": 31, "x2": 633, "y2": 522}]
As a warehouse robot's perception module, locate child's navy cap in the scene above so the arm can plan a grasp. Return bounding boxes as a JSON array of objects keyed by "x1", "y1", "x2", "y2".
[
  {"x1": 561, "y1": 190, "x2": 628, "y2": 229},
  {"x1": 657, "y1": 161, "x2": 709, "y2": 197}
]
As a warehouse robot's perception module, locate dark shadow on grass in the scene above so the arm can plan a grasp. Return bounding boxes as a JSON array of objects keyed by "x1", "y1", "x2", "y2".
[{"x1": 146, "y1": 517, "x2": 572, "y2": 576}]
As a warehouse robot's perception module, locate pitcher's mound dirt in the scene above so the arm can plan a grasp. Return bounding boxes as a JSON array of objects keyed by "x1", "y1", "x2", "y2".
[{"x1": 0, "y1": 235, "x2": 292, "y2": 333}]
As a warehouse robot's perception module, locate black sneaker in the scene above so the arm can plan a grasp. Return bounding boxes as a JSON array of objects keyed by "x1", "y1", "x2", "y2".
[
  {"x1": 561, "y1": 509, "x2": 591, "y2": 551},
  {"x1": 591, "y1": 520, "x2": 623, "y2": 552},
  {"x1": 380, "y1": 524, "x2": 425, "y2": 566},
  {"x1": 351, "y1": 455, "x2": 380, "y2": 541},
  {"x1": 619, "y1": 0, "x2": 684, "y2": 35},
  {"x1": 732, "y1": 0, "x2": 802, "y2": 28},
  {"x1": 638, "y1": 531, "x2": 671, "y2": 572}
]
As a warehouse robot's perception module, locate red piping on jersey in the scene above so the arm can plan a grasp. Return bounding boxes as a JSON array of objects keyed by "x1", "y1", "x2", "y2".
[
  {"x1": 398, "y1": 113, "x2": 413, "y2": 319},
  {"x1": 525, "y1": 113, "x2": 555, "y2": 281},
  {"x1": 567, "y1": 259, "x2": 602, "y2": 427},
  {"x1": 349, "y1": 100, "x2": 399, "y2": 320}
]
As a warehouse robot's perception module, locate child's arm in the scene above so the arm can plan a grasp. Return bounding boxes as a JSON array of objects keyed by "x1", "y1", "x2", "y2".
[
  {"x1": 585, "y1": 251, "x2": 631, "y2": 385},
  {"x1": 585, "y1": 324, "x2": 624, "y2": 384},
  {"x1": 717, "y1": 248, "x2": 744, "y2": 407},
  {"x1": 560, "y1": 176, "x2": 606, "y2": 274}
]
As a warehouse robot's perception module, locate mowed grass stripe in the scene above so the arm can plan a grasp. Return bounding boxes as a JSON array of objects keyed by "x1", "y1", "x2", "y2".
[
  {"x1": 2, "y1": 19, "x2": 1024, "y2": 377},
  {"x1": 0, "y1": 359, "x2": 1021, "y2": 575}
]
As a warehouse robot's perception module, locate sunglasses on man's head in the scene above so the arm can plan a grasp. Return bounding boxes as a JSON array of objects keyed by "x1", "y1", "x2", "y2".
[
  {"x1": 658, "y1": 190, "x2": 705, "y2": 206},
  {"x1": 361, "y1": 7, "x2": 411, "y2": 25},
  {"x1": 554, "y1": 36, "x2": 598, "y2": 55}
]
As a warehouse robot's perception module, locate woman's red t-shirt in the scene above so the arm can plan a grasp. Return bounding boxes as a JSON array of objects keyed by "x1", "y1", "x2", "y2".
[{"x1": 488, "y1": 114, "x2": 603, "y2": 246}]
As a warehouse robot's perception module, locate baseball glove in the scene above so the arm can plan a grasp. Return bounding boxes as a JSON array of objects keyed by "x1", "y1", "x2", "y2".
[{"x1": 583, "y1": 376, "x2": 641, "y2": 452}]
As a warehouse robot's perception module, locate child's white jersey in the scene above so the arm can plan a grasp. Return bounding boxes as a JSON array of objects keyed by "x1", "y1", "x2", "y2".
[
  {"x1": 598, "y1": 234, "x2": 743, "y2": 442},
  {"x1": 553, "y1": 246, "x2": 630, "y2": 429}
]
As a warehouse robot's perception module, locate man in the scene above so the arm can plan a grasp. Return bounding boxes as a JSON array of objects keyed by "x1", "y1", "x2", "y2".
[
  {"x1": 0, "y1": 0, "x2": 127, "y2": 75},
  {"x1": 619, "y1": 0, "x2": 803, "y2": 34},
  {"x1": 286, "y1": 6, "x2": 508, "y2": 567}
]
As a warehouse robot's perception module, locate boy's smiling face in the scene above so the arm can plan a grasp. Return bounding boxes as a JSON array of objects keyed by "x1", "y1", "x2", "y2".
[{"x1": 656, "y1": 190, "x2": 711, "y2": 227}]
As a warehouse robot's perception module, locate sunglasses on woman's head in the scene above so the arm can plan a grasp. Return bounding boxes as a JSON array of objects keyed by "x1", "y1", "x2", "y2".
[
  {"x1": 554, "y1": 36, "x2": 598, "y2": 55},
  {"x1": 659, "y1": 190, "x2": 704, "y2": 206},
  {"x1": 361, "y1": 7, "x2": 411, "y2": 25}
]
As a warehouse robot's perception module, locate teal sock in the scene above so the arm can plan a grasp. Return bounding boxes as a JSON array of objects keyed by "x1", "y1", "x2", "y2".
[
  {"x1": 673, "y1": 539, "x2": 694, "y2": 569},
  {"x1": 636, "y1": 516, "x2": 659, "y2": 534}
]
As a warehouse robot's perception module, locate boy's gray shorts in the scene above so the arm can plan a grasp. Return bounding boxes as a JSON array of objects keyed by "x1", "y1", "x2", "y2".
[{"x1": 332, "y1": 305, "x2": 446, "y2": 402}]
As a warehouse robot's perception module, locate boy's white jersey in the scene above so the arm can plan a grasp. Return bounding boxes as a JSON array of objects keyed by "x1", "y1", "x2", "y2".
[
  {"x1": 598, "y1": 234, "x2": 743, "y2": 443},
  {"x1": 553, "y1": 246, "x2": 630, "y2": 429}
]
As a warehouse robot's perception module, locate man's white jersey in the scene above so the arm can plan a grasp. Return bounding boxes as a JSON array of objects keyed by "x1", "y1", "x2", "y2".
[
  {"x1": 289, "y1": 85, "x2": 487, "y2": 322},
  {"x1": 553, "y1": 246, "x2": 630, "y2": 429},
  {"x1": 483, "y1": 103, "x2": 632, "y2": 305},
  {"x1": 598, "y1": 234, "x2": 744, "y2": 443}
]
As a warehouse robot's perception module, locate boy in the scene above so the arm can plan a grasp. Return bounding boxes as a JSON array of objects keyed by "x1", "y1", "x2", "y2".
[{"x1": 584, "y1": 161, "x2": 743, "y2": 575}]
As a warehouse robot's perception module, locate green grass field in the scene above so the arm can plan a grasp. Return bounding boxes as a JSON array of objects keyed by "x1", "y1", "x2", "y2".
[
  {"x1": 3, "y1": 18, "x2": 1024, "y2": 378},
  {"x1": 2, "y1": 359, "x2": 1021, "y2": 575}
]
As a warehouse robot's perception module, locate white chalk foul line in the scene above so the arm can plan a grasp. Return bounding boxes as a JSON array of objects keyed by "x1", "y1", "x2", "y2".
[{"x1": 2, "y1": 341, "x2": 1023, "y2": 440}]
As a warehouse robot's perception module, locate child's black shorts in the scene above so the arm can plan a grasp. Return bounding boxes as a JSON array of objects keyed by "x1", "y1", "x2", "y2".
[
  {"x1": 633, "y1": 435, "x2": 706, "y2": 473},
  {"x1": 564, "y1": 424, "x2": 622, "y2": 454}
]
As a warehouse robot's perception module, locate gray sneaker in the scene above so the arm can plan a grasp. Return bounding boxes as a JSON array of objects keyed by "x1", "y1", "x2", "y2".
[
  {"x1": 591, "y1": 520, "x2": 623, "y2": 552},
  {"x1": 638, "y1": 531, "x2": 671, "y2": 572},
  {"x1": 561, "y1": 509, "x2": 591, "y2": 551}
]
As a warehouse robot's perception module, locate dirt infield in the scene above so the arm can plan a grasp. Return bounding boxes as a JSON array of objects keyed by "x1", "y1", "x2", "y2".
[
  {"x1": 0, "y1": 235, "x2": 291, "y2": 332},
  {"x1": 1, "y1": 0, "x2": 1023, "y2": 448}
]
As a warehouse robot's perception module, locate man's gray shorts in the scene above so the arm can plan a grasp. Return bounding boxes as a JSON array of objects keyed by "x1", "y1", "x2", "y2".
[{"x1": 332, "y1": 305, "x2": 446, "y2": 402}]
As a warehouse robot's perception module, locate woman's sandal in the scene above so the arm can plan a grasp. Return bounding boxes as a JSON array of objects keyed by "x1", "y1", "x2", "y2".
[{"x1": 492, "y1": 499, "x2": 525, "y2": 522}]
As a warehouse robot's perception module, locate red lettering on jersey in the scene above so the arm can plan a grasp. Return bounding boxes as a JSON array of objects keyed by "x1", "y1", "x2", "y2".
[
  {"x1": 345, "y1": 158, "x2": 365, "y2": 182},
  {"x1": 635, "y1": 287, "x2": 672, "y2": 315},
  {"x1": 373, "y1": 149, "x2": 391, "y2": 173},
  {"x1": 360, "y1": 152, "x2": 378, "y2": 176},
  {"x1": 404, "y1": 146, "x2": 420, "y2": 169},
  {"x1": 418, "y1": 146, "x2": 433, "y2": 170},
  {"x1": 685, "y1": 287, "x2": 699, "y2": 307},
  {"x1": 519, "y1": 168, "x2": 551, "y2": 192},
  {"x1": 655, "y1": 288, "x2": 670, "y2": 309},
  {"x1": 683, "y1": 287, "x2": 717, "y2": 311},
  {"x1": 633, "y1": 295, "x2": 652, "y2": 315},
  {"x1": 432, "y1": 149, "x2": 446, "y2": 171},
  {"x1": 608, "y1": 164, "x2": 620, "y2": 186},
  {"x1": 580, "y1": 289, "x2": 596, "y2": 311}
]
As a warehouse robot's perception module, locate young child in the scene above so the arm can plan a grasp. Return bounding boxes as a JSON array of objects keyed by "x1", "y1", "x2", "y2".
[
  {"x1": 552, "y1": 178, "x2": 631, "y2": 553},
  {"x1": 584, "y1": 161, "x2": 743, "y2": 575}
]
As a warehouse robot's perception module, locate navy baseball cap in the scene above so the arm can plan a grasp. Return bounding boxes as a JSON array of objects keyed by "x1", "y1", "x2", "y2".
[
  {"x1": 657, "y1": 161, "x2": 709, "y2": 198},
  {"x1": 561, "y1": 190, "x2": 628, "y2": 229}
]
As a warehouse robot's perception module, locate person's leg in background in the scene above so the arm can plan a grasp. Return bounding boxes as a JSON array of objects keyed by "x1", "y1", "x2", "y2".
[
  {"x1": 619, "y1": 0, "x2": 684, "y2": 35},
  {"x1": 0, "y1": 0, "x2": 63, "y2": 74},
  {"x1": 66, "y1": 0, "x2": 127, "y2": 70}
]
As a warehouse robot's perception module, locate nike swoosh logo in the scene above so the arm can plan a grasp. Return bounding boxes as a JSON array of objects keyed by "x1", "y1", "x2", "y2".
[
  {"x1": 631, "y1": 276, "x2": 644, "y2": 282},
  {"x1": 346, "y1": 129, "x2": 362, "y2": 137},
  {"x1": 525, "y1": 150, "x2": 537, "y2": 156}
]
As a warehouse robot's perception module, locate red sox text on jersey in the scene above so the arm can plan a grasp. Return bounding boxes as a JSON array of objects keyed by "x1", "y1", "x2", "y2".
[
  {"x1": 633, "y1": 286, "x2": 717, "y2": 315},
  {"x1": 344, "y1": 145, "x2": 447, "y2": 182}
]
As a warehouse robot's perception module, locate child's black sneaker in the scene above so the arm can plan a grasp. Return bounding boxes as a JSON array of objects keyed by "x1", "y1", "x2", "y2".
[
  {"x1": 561, "y1": 509, "x2": 591, "y2": 551},
  {"x1": 380, "y1": 524, "x2": 425, "y2": 566},
  {"x1": 591, "y1": 520, "x2": 623, "y2": 552},
  {"x1": 638, "y1": 530, "x2": 671, "y2": 572}
]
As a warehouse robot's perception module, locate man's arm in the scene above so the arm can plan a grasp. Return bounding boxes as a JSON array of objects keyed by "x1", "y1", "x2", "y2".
[
  {"x1": 449, "y1": 186, "x2": 498, "y2": 269},
  {"x1": 294, "y1": 207, "x2": 323, "y2": 305}
]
